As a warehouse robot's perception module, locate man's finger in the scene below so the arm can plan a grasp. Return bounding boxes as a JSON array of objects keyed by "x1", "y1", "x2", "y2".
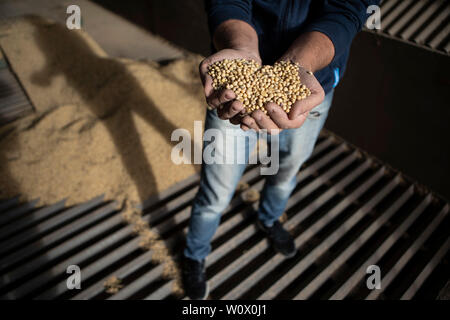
[
  {"x1": 229, "y1": 113, "x2": 242, "y2": 125},
  {"x1": 240, "y1": 115, "x2": 260, "y2": 131},
  {"x1": 203, "y1": 75, "x2": 214, "y2": 99},
  {"x1": 265, "y1": 102, "x2": 302, "y2": 129},
  {"x1": 289, "y1": 89, "x2": 324, "y2": 120},
  {"x1": 199, "y1": 59, "x2": 214, "y2": 98},
  {"x1": 208, "y1": 88, "x2": 230, "y2": 109},
  {"x1": 206, "y1": 89, "x2": 221, "y2": 108},
  {"x1": 251, "y1": 109, "x2": 281, "y2": 134},
  {"x1": 217, "y1": 100, "x2": 231, "y2": 119},
  {"x1": 219, "y1": 99, "x2": 244, "y2": 120},
  {"x1": 229, "y1": 111, "x2": 247, "y2": 125},
  {"x1": 218, "y1": 89, "x2": 236, "y2": 105}
]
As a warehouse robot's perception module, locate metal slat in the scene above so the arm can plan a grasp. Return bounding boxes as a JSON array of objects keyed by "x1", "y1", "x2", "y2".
[
  {"x1": 144, "y1": 145, "x2": 356, "y2": 300},
  {"x1": 0, "y1": 200, "x2": 66, "y2": 242},
  {"x1": 64, "y1": 158, "x2": 278, "y2": 300},
  {"x1": 108, "y1": 264, "x2": 165, "y2": 300},
  {"x1": 219, "y1": 159, "x2": 373, "y2": 300},
  {"x1": 0, "y1": 202, "x2": 118, "y2": 290},
  {"x1": 366, "y1": 205, "x2": 449, "y2": 299},
  {"x1": 0, "y1": 93, "x2": 29, "y2": 108},
  {"x1": 0, "y1": 64, "x2": 33, "y2": 123},
  {"x1": 401, "y1": 236, "x2": 450, "y2": 299},
  {"x1": 78, "y1": 201, "x2": 245, "y2": 301},
  {"x1": 6, "y1": 227, "x2": 136, "y2": 299},
  {"x1": 382, "y1": 0, "x2": 415, "y2": 30},
  {"x1": 113, "y1": 200, "x2": 254, "y2": 299},
  {"x1": 368, "y1": 0, "x2": 450, "y2": 55},
  {"x1": 400, "y1": 0, "x2": 445, "y2": 40},
  {"x1": 0, "y1": 196, "x2": 20, "y2": 212},
  {"x1": 0, "y1": 199, "x2": 39, "y2": 226},
  {"x1": 140, "y1": 143, "x2": 351, "y2": 300},
  {"x1": 66, "y1": 139, "x2": 332, "y2": 300},
  {"x1": 1, "y1": 130, "x2": 448, "y2": 300},
  {"x1": 0, "y1": 173, "x2": 207, "y2": 296},
  {"x1": 77, "y1": 138, "x2": 342, "y2": 300},
  {"x1": 258, "y1": 170, "x2": 394, "y2": 300},
  {"x1": 0, "y1": 200, "x2": 115, "y2": 274},
  {"x1": 72, "y1": 248, "x2": 155, "y2": 300},
  {"x1": 147, "y1": 162, "x2": 366, "y2": 300},
  {"x1": 295, "y1": 186, "x2": 414, "y2": 299},
  {"x1": 380, "y1": 0, "x2": 402, "y2": 18},
  {"x1": 413, "y1": 3, "x2": 449, "y2": 45},
  {"x1": 386, "y1": 1, "x2": 431, "y2": 36},
  {"x1": 145, "y1": 280, "x2": 173, "y2": 300},
  {"x1": 428, "y1": 23, "x2": 450, "y2": 49},
  {"x1": 137, "y1": 173, "x2": 199, "y2": 212},
  {"x1": 330, "y1": 194, "x2": 433, "y2": 300},
  {"x1": 0, "y1": 195, "x2": 104, "y2": 257}
]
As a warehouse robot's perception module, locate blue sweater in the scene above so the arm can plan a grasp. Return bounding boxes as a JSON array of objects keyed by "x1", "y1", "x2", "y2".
[{"x1": 205, "y1": 0, "x2": 380, "y2": 94}]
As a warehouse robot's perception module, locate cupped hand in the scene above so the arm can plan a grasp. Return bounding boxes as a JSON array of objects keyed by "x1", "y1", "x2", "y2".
[
  {"x1": 232, "y1": 64, "x2": 325, "y2": 134},
  {"x1": 199, "y1": 48, "x2": 261, "y2": 119}
]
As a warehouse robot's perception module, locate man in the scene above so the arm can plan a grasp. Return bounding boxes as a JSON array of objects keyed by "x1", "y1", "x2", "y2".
[{"x1": 182, "y1": 0, "x2": 379, "y2": 299}]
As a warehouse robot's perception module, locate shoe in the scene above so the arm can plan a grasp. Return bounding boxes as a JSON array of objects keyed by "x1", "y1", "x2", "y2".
[
  {"x1": 257, "y1": 219, "x2": 297, "y2": 258},
  {"x1": 181, "y1": 256, "x2": 209, "y2": 300}
]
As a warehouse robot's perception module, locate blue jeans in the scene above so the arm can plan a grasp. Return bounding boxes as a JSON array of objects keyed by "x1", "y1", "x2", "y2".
[{"x1": 184, "y1": 90, "x2": 334, "y2": 261}]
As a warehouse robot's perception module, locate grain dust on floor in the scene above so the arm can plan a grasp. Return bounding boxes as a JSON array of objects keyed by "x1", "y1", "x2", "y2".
[{"x1": 0, "y1": 16, "x2": 206, "y2": 295}]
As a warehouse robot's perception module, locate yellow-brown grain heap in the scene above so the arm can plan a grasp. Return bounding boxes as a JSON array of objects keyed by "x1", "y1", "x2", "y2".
[{"x1": 208, "y1": 59, "x2": 311, "y2": 114}]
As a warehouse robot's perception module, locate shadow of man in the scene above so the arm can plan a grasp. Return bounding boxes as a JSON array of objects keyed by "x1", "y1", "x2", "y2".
[{"x1": 28, "y1": 16, "x2": 185, "y2": 208}]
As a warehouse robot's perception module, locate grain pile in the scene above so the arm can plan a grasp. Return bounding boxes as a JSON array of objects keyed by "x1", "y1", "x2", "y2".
[
  {"x1": 0, "y1": 16, "x2": 206, "y2": 296},
  {"x1": 208, "y1": 59, "x2": 311, "y2": 114},
  {"x1": 0, "y1": 16, "x2": 204, "y2": 206}
]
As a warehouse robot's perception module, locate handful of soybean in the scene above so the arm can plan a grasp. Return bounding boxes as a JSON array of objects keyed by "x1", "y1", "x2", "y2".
[{"x1": 207, "y1": 59, "x2": 311, "y2": 114}]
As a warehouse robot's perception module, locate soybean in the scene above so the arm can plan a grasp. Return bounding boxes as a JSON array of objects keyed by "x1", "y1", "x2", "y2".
[{"x1": 207, "y1": 59, "x2": 311, "y2": 114}]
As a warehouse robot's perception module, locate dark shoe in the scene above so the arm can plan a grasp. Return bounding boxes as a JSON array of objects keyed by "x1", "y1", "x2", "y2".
[
  {"x1": 257, "y1": 220, "x2": 297, "y2": 258},
  {"x1": 181, "y1": 256, "x2": 209, "y2": 300}
]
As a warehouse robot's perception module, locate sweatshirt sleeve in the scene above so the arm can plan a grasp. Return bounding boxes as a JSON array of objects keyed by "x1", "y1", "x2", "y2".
[
  {"x1": 303, "y1": 0, "x2": 381, "y2": 62},
  {"x1": 205, "y1": 0, "x2": 253, "y2": 37}
]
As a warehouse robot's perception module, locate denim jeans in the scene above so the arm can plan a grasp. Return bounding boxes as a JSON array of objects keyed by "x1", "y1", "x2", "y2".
[{"x1": 184, "y1": 90, "x2": 334, "y2": 261}]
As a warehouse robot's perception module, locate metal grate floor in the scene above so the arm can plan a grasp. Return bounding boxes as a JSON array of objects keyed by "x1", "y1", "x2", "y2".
[
  {"x1": 0, "y1": 57, "x2": 33, "y2": 125},
  {"x1": 367, "y1": 0, "x2": 450, "y2": 55},
  {"x1": 0, "y1": 130, "x2": 448, "y2": 300}
]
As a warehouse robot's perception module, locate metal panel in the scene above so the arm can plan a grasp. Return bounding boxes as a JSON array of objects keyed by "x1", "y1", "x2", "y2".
[
  {"x1": 0, "y1": 63, "x2": 34, "y2": 124},
  {"x1": 0, "y1": 130, "x2": 448, "y2": 300},
  {"x1": 365, "y1": 0, "x2": 450, "y2": 55}
]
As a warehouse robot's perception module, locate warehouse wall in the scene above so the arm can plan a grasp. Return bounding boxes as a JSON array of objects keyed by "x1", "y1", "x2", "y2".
[
  {"x1": 93, "y1": 0, "x2": 450, "y2": 201},
  {"x1": 93, "y1": 0, "x2": 211, "y2": 56},
  {"x1": 327, "y1": 32, "x2": 450, "y2": 201}
]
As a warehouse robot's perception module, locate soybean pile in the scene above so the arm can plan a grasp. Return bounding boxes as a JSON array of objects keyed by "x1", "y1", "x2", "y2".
[{"x1": 208, "y1": 59, "x2": 311, "y2": 114}]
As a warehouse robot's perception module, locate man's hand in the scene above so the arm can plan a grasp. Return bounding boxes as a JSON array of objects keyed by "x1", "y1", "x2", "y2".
[
  {"x1": 199, "y1": 48, "x2": 261, "y2": 120},
  {"x1": 229, "y1": 64, "x2": 325, "y2": 133},
  {"x1": 230, "y1": 30, "x2": 333, "y2": 134},
  {"x1": 199, "y1": 19, "x2": 261, "y2": 124}
]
